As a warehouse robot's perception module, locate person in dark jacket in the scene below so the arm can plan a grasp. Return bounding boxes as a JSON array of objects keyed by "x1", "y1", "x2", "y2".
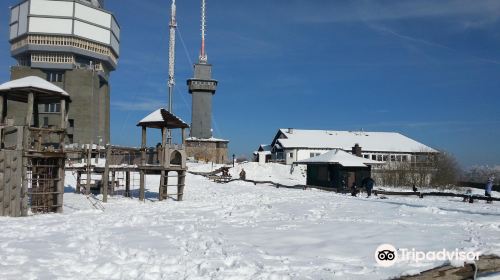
[
  {"x1": 362, "y1": 177, "x2": 375, "y2": 197},
  {"x1": 239, "y1": 169, "x2": 246, "y2": 180}
]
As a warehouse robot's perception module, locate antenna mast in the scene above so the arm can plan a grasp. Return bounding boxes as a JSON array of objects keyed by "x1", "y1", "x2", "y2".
[
  {"x1": 199, "y1": 0, "x2": 208, "y2": 63},
  {"x1": 168, "y1": 0, "x2": 177, "y2": 112}
]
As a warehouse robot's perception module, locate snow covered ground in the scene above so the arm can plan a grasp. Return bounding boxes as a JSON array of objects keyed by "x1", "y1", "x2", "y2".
[{"x1": 0, "y1": 163, "x2": 499, "y2": 279}]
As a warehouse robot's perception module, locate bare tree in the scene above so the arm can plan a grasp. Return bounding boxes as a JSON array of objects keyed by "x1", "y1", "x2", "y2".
[{"x1": 430, "y1": 151, "x2": 462, "y2": 188}]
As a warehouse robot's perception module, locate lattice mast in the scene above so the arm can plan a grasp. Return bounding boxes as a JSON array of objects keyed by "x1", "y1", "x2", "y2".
[
  {"x1": 199, "y1": 0, "x2": 208, "y2": 64},
  {"x1": 168, "y1": 0, "x2": 177, "y2": 112}
]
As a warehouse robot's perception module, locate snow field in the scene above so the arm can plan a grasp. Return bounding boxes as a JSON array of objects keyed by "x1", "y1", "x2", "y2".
[{"x1": 0, "y1": 163, "x2": 499, "y2": 279}]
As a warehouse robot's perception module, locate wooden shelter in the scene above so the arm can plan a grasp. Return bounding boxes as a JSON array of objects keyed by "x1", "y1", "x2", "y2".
[
  {"x1": 0, "y1": 76, "x2": 71, "y2": 216},
  {"x1": 136, "y1": 108, "x2": 188, "y2": 201},
  {"x1": 296, "y1": 149, "x2": 382, "y2": 191}
]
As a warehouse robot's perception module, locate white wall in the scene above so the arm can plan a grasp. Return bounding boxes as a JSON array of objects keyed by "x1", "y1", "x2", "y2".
[
  {"x1": 110, "y1": 34, "x2": 120, "y2": 54},
  {"x1": 74, "y1": 20, "x2": 110, "y2": 44},
  {"x1": 29, "y1": 17, "x2": 73, "y2": 34},
  {"x1": 10, "y1": 6, "x2": 19, "y2": 24},
  {"x1": 10, "y1": 24, "x2": 19, "y2": 40},
  {"x1": 111, "y1": 17, "x2": 120, "y2": 40},
  {"x1": 30, "y1": 0, "x2": 74, "y2": 17},
  {"x1": 75, "y1": 3, "x2": 111, "y2": 28},
  {"x1": 18, "y1": 2, "x2": 29, "y2": 36}
]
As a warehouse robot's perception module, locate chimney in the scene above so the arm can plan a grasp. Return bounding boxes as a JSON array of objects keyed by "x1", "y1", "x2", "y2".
[
  {"x1": 287, "y1": 128, "x2": 294, "y2": 134},
  {"x1": 352, "y1": 143, "x2": 362, "y2": 157}
]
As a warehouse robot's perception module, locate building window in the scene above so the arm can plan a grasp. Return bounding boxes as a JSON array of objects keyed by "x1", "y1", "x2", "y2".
[
  {"x1": 364, "y1": 155, "x2": 369, "y2": 159},
  {"x1": 44, "y1": 103, "x2": 61, "y2": 113},
  {"x1": 68, "y1": 134, "x2": 74, "y2": 144},
  {"x1": 402, "y1": 155, "x2": 408, "y2": 162},
  {"x1": 46, "y1": 72, "x2": 64, "y2": 82},
  {"x1": 372, "y1": 155, "x2": 377, "y2": 160},
  {"x1": 43, "y1": 117, "x2": 49, "y2": 127},
  {"x1": 390, "y1": 155, "x2": 396, "y2": 162},
  {"x1": 289, "y1": 153, "x2": 293, "y2": 158},
  {"x1": 310, "y1": 153, "x2": 316, "y2": 158},
  {"x1": 69, "y1": 119, "x2": 74, "y2": 128}
]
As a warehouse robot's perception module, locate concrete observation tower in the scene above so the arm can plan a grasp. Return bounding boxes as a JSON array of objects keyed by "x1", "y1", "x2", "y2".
[
  {"x1": 8, "y1": 0, "x2": 120, "y2": 146},
  {"x1": 186, "y1": 0, "x2": 228, "y2": 164}
]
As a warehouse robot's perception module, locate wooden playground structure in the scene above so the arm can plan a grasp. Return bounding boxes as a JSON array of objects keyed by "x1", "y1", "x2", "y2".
[
  {"x1": 0, "y1": 77, "x2": 70, "y2": 217},
  {"x1": 67, "y1": 109, "x2": 189, "y2": 202}
]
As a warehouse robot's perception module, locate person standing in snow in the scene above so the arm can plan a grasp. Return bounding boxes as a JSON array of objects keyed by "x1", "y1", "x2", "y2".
[
  {"x1": 485, "y1": 177, "x2": 494, "y2": 204},
  {"x1": 362, "y1": 177, "x2": 375, "y2": 198},
  {"x1": 239, "y1": 169, "x2": 246, "y2": 180}
]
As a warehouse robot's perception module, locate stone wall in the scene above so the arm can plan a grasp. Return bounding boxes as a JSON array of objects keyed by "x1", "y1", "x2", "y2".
[{"x1": 186, "y1": 140, "x2": 228, "y2": 164}]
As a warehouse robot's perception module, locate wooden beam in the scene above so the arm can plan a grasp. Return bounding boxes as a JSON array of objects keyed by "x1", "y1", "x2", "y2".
[
  {"x1": 85, "y1": 142, "x2": 93, "y2": 195},
  {"x1": 60, "y1": 99, "x2": 66, "y2": 129},
  {"x1": 0, "y1": 95, "x2": 5, "y2": 147},
  {"x1": 140, "y1": 126, "x2": 146, "y2": 201},
  {"x1": 125, "y1": 171, "x2": 130, "y2": 198},
  {"x1": 23, "y1": 93, "x2": 34, "y2": 150},
  {"x1": 33, "y1": 98, "x2": 39, "y2": 128},
  {"x1": 76, "y1": 171, "x2": 81, "y2": 194},
  {"x1": 102, "y1": 145, "x2": 111, "y2": 203}
]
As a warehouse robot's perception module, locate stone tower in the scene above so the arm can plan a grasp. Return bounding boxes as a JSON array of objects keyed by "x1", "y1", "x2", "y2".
[
  {"x1": 185, "y1": 0, "x2": 228, "y2": 164},
  {"x1": 8, "y1": 0, "x2": 120, "y2": 146}
]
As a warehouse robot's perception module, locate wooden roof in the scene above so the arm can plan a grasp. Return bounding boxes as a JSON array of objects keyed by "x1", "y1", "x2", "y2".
[
  {"x1": 0, "y1": 76, "x2": 71, "y2": 103},
  {"x1": 137, "y1": 108, "x2": 189, "y2": 129}
]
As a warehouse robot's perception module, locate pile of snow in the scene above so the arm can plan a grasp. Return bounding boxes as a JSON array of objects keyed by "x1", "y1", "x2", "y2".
[
  {"x1": 229, "y1": 162, "x2": 306, "y2": 185},
  {"x1": 0, "y1": 164, "x2": 499, "y2": 279}
]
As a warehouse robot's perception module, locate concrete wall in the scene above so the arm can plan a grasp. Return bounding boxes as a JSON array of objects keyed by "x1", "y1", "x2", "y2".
[
  {"x1": 10, "y1": 66, "x2": 110, "y2": 146},
  {"x1": 191, "y1": 91, "x2": 212, "y2": 139}
]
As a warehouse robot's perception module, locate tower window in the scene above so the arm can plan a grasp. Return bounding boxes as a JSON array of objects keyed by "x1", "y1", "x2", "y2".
[
  {"x1": 69, "y1": 119, "x2": 75, "y2": 128},
  {"x1": 47, "y1": 72, "x2": 64, "y2": 83}
]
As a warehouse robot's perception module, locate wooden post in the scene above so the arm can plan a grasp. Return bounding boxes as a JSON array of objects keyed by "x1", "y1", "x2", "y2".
[
  {"x1": 111, "y1": 171, "x2": 116, "y2": 195},
  {"x1": 161, "y1": 127, "x2": 166, "y2": 166},
  {"x1": 23, "y1": 93, "x2": 34, "y2": 150},
  {"x1": 85, "y1": 142, "x2": 93, "y2": 195},
  {"x1": 0, "y1": 95, "x2": 6, "y2": 147},
  {"x1": 76, "y1": 171, "x2": 81, "y2": 194},
  {"x1": 102, "y1": 145, "x2": 111, "y2": 202},
  {"x1": 0, "y1": 151, "x2": 4, "y2": 216},
  {"x1": 177, "y1": 171, "x2": 186, "y2": 201},
  {"x1": 182, "y1": 128, "x2": 186, "y2": 145},
  {"x1": 139, "y1": 126, "x2": 146, "y2": 201},
  {"x1": 59, "y1": 99, "x2": 67, "y2": 148},
  {"x1": 56, "y1": 157, "x2": 65, "y2": 213},
  {"x1": 159, "y1": 171, "x2": 166, "y2": 201},
  {"x1": 33, "y1": 98, "x2": 39, "y2": 128},
  {"x1": 125, "y1": 171, "x2": 130, "y2": 198}
]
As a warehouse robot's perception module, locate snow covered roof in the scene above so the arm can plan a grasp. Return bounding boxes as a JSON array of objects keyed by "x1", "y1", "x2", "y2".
[
  {"x1": 258, "y1": 144, "x2": 271, "y2": 152},
  {"x1": 296, "y1": 149, "x2": 383, "y2": 167},
  {"x1": 137, "y1": 108, "x2": 189, "y2": 129},
  {"x1": 186, "y1": 137, "x2": 229, "y2": 143},
  {"x1": 275, "y1": 129, "x2": 437, "y2": 153},
  {"x1": 0, "y1": 76, "x2": 70, "y2": 97}
]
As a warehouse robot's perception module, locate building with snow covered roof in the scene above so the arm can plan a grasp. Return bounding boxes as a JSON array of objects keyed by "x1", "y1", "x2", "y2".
[
  {"x1": 7, "y1": 0, "x2": 120, "y2": 145},
  {"x1": 296, "y1": 149, "x2": 382, "y2": 190},
  {"x1": 265, "y1": 128, "x2": 438, "y2": 165}
]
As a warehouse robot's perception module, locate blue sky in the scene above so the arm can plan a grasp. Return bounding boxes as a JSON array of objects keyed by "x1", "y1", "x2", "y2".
[{"x1": 1, "y1": 0, "x2": 500, "y2": 167}]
